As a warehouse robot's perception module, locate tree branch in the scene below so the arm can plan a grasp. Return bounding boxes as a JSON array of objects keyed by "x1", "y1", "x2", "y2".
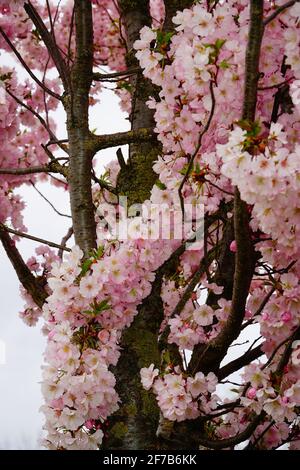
[
  {"x1": 218, "y1": 344, "x2": 263, "y2": 381},
  {"x1": 241, "y1": 286, "x2": 275, "y2": 330},
  {"x1": 24, "y1": 1, "x2": 70, "y2": 90},
  {"x1": 30, "y1": 181, "x2": 71, "y2": 218},
  {"x1": 187, "y1": 0, "x2": 264, "y2": 376},
  {"x1": 65, "y1": 0, "x2": 97, "y2": 256},
  {"x1": 0, "y1": 162, "x2": 67, "y2": 177},
  {"x1": 263, "y1": 0, "x2": 298, "y2": 26},
  {"x1": 5, "y1": 87, "x2": 59, "y2": 143},
  {"x1": 1, "y1": 225, "x2": 72, "y2": 252},
  {"x1": 91, "y1": 127, "x2": 155, "y2": 154},
  {"x1": 158, "y1": 245, "x2": 217, "y2": 352},
  {"x1": 58, "y1": 227, "x2": 73, "y2": 259},
  {"x1": 0, "y1": 26, "x2": 61, "y2": 100},
  {"x1": 197, "y1": 413, "x2": 264, "y2": 449},
  {"x1": 0, "y1": 226, "x2": 47, "y2": 308},
  {"x1": 93, "y1": 67, "x2": 140, "y2": 81}
]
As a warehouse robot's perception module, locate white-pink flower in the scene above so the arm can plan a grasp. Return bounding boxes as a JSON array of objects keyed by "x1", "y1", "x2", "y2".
[
  {"x1": 193, "y1": 304, "x2": 214, "y2": 326},
  {"x1": 140, "y1": 363, "x2": 159, "y2": 390}
]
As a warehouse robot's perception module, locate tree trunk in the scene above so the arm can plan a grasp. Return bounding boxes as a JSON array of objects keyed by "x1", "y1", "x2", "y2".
[
  {"x1": 104, "y1": 0, "x2": 195, "y2": 450},
  {"x1": 65, "y1": 0, "x2": 97, "y2": 256}
]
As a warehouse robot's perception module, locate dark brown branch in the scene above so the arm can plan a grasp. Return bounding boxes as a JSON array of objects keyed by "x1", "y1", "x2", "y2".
[
  {"x1": 0, "y1": 26, "x2": 61, "y2": 100},
  {"x1": 199, "y1": 318, "x2": 300, "y2": 450},
  {"x1": 91, "y1": 127, "x2": 155, "y2": 154},
  {"x1": 218, "y1": 344, "x2": 263, "y2": 381},
  {"x1": 0, "y1": 166, "x2": 54, "y2": 175},
  {"x1": 197, "y1": 413, "x2": 264, "y2": 449},
  {"x1": 1, "y1": 225, "x2": 72, "y2": 252},
  {"x1": 241, "y1": 286, "x2": 275, "y2": 330},
  {"x1": 242, "y1": 1, "x2": 264, "y2": 121},
  {"x1": 246, "y1": 420, "x2": 275, "y2": 450},
  {"x1": 258, "y1": 78, "x2": 293, "y2": 90},
  {"x1": 263, "y1": 0, "x2": 298, "y2": 26},
  {"x1": 93, "y1": 67, "x2": 140, "y2": 81},
  {"x1": 24, "y1": 1, "x2": 70, "y2": 90},
  {"x1": 0, "y1": 162, "x2": 67, "y2": 176},
  {"x1": 0, "y1": 227, "x2": 47, "y2": 308},
  {"x1": 275, "y1": 325, "x2": 300, "y2": 377},
  {"x1": 225, "y1": 0, "x2": 264, "y2": 340}
]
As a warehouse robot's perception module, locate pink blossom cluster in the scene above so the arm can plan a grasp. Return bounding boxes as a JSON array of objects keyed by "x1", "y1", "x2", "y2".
[
  {"x1": 141, "y1": 364, "x2": 218, "y2": 421},
  {"x1": 218, "y1": 123, "x2": 300, "y2": 258},
  {"x1": 40, "y1": 234, "x2": 181, "y2": 448}
]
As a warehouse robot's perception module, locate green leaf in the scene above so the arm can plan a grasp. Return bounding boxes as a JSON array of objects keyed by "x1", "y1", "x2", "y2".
[
  {"x1": 219, "y1": 60, "x2": 230, "y2": 69},
  {"x1": 117, "y1": 81, "x2": 132, "y2": 92},
  {"x1": 179, "y1": 163, "x2": 190, "y2": 176},
  {"x1": 155, "y1": 179, "x2": 167, "y2": 190},
  {"x1": 155, "y1": 30, "x2": 174, "y2": 51},
  {"x1": 94, "y1": 299, "x2": 111, "y2": 313},
  {"x1": 80, "y1": 258, "x2": 93, "y2": 277},
  {"x1": 194, "y1": 162, "x2": 201, "y2": 174},
  {"x1": 83, "y1": 299, "x2": 111, "y2": 317},
  {"x1": 90, "y1": 245, "x2": 104, "y2": 260},
  {"x1": 215, "y1": 38, "x2": 226, "y2": 51}
]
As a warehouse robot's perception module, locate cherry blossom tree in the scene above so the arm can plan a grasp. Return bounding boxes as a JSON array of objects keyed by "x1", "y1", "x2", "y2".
[{"x1": 1, "y1": 0, "x2": 300, "y2": 450}]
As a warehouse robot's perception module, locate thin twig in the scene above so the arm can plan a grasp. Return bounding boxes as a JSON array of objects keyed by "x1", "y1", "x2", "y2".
[
  {"x1": 5, "y1": 87, "x2": 58, "y2": 142},
  {"x1": 93, "y1": 67, "x2": 140, "y2": 81},
  {"x1": 246, "y1": 420, "x2": 275, "y2": 449},
  {"x1": 0, "y1": 27, "x2": 61, "y2": 100},
  {"x1": 258, "y1": 77, "x2": 293, "y2": 90},
  {"x1": 241, "y1": 286, "x2": 276, "y2": 330},
  {"x1": 262, "y1": 332, "x2": 296, "y2": 370},
  {"x1": 158, "y1": 245, "x2": 217, "y2": 351},
  {"x1": 30, "y1": 181, "x2": 72, "y2": 218},
  {"x1": 25, "y1": 1, "x2": 70, "y2": 90}
]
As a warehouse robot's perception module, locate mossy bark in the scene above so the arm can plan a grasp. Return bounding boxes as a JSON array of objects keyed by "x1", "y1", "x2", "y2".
[
  {"x1": 105, "y1": 0, "x2": 195, "y2": 450},
  {"x1": 66, "y1": 0, "x2": 97, "y2": 256},
  {"x1": 116, "y1": 1, "x2": 160, "y2": 204}
]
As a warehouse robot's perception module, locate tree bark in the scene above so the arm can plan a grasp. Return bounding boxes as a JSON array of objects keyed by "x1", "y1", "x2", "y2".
[
  {"x1": 103, "y1": 0, "x2": 195, "y2": 450},
  {"x1": 65, "y1": 0, "x2": 97, "y2": 256}
]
